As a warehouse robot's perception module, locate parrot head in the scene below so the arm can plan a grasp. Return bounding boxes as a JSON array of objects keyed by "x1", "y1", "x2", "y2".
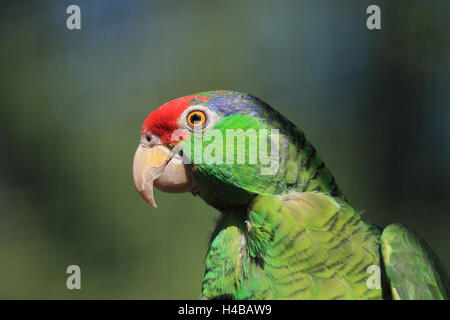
[{"x1": 133, "y1": 90, "x2": 338, "y2": 209}]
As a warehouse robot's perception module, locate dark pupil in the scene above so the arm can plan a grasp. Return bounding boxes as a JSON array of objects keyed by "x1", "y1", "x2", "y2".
[{"x1": 190, "y1": 113, "x2": 202, "y2": 124}]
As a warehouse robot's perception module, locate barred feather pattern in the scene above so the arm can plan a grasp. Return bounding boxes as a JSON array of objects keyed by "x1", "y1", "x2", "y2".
[{"x1": 201, "y1": 192, "x2": 383, "y2": 300}]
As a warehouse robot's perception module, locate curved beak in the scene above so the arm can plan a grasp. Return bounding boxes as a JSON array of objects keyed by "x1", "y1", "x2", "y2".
[{"x1": 132, "y1": 144, "x2": 193, "y2": 208}]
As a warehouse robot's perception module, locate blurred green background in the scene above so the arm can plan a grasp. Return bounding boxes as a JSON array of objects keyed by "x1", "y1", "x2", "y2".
[{"x1": 0, "y1": 0, "x2": 449, "y2": 299}]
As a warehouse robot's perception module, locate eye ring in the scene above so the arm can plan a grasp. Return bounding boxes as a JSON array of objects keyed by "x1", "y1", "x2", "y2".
[{"x1": 187, "y1": 110, "x2": 207, "y2": 128}]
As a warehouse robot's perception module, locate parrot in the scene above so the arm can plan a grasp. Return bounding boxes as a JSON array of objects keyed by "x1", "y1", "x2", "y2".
[{"x1": 132, "y1": 90, "x2": 450, "y2": 300}]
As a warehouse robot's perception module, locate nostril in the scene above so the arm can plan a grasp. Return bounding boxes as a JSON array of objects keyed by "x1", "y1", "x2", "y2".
[
  {"x1": 141, "y1": 133, "x2": 161, "y2": 147},
  {"x1": 140, "y1": 133, "x2": 152, "y2": 145}
]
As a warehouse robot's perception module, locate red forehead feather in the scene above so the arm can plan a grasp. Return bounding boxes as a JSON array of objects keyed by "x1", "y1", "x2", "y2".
[{"x1": 141, "y1": 95, "x2": 197, "y2": 144}]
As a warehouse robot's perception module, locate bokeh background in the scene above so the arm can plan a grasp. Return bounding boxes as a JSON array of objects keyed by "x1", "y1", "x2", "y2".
[{"x1": 0, "y1": 0, "x2": 449, "y2": 299}]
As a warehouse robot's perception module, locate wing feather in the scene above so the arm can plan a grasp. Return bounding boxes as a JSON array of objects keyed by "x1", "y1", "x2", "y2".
[{"x1": 380, "y1": 223, "x2": 450, "y2": 300}]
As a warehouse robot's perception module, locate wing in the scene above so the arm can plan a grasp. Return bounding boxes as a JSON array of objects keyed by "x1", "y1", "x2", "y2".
[
  {"x1": 246, "y1": 192, "x2": 383, "y2": 299},
  {"x1": 202, "y1": 192, "x2": 385, "y2": 300},
  {"x1": 380, "y1": 223, "x2": 450, "y2": 300}
]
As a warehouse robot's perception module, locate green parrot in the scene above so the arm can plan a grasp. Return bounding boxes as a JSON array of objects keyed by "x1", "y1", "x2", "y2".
[{"x1": 132, "y1": 90, "x2": 449, "y2": 300}]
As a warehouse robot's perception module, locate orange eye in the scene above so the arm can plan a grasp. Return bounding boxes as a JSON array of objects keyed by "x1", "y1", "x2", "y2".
[{"x1": 187, "y1": 110, "x2": 207, "y2": 127}]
